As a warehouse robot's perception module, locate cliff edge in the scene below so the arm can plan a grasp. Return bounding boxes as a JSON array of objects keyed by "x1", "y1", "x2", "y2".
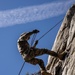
[{"x1": 47, "y1": 4, "x2": 75, "y2": 75}]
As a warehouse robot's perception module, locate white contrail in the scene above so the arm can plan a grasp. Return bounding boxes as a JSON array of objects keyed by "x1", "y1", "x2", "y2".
[{"x1": 0, "y1": 0, "x2": 74, "y2": 27}]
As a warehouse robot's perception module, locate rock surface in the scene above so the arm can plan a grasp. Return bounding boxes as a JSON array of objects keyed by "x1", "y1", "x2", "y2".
[{"x1": 47, "y1": 4, "x2": 75, "y2": 75}]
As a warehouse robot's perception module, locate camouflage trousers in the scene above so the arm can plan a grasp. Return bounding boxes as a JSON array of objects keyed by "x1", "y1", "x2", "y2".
[{"x1": 21, "y1": 48, "x2": 59, "y2": 71}]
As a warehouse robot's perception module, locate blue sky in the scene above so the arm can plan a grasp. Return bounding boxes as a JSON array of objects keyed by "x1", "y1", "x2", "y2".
[{"x1": 0, "y1": 0, "x2": 75, "y2": 75}]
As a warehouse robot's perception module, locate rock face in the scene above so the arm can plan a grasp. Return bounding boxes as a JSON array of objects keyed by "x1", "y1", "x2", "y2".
[{"x1": 47, "y1": 4, "x2": 75, "y2": 75}]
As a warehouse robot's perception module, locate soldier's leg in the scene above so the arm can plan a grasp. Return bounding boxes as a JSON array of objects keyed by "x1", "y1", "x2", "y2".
[
  {"x1": 33, "y1": 48, "x2": 67, "y2": 60},
  {"x1": 33, "y1": 48, "x2": 58, "y2": 57},
  {"x1": 25, "y1": 58, "x2": 46, "y2": 71}
]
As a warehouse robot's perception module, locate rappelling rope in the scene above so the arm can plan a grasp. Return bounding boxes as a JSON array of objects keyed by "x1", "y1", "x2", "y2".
[
  {"x1": 18, "y1": 18, "x2": 63, "y2": 75},
  {"x1": 38, "y1": 19, "x2": 63, "y2": 41},
  {"x1": 31, "y1": 33, "x2": 37, "y2": 47},
  {"x1": 18, "y1": 62, "x2": 25, "y2": 75}
]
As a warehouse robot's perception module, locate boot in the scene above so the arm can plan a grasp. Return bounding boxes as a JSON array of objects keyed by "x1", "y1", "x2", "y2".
[
  {"x1": 58, "y1": 51, "x2": 68, "y2": 60},
  {"x1": 41, "y1": 70, "x2": 52, "y2": 75}
]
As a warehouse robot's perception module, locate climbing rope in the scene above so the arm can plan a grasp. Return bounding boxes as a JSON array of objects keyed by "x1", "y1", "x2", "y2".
[
  {"x1": 18, "y1": 18, "x2": 63, "y2": 75},
  {"x1": 31, "y1": 33, "x2": 37, "y2": 47},
  {"x1": 38, "y1": 19, "x2": 63, "y2": 41},
  {"x1": 18, "y1": 62, "x2": 25, "y2": 75}
]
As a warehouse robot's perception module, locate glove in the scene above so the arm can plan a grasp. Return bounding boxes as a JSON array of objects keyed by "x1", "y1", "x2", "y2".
[{"x1": 32, "y1": 29, "x2": 40, "y2": 33}]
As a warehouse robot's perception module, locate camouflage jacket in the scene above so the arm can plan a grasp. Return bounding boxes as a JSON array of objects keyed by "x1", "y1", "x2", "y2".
[{"x1": 17, "y1": 37, "x2": 30, "y2": 55}]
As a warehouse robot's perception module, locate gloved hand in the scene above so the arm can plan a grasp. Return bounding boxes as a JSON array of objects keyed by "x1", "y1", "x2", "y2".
[{"x1": 32, "y1": 29, "x2": 40, "y2": 33}]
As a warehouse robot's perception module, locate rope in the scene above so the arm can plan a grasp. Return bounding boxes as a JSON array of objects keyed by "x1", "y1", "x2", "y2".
[
  {"x1": 18, "y1": 18, "x2": 63, "y2": 75},
  {"x1": 18, "y1": 62, "x2": 25, "y2": 75},
  {"x1": 38, "y1": 19, "x2": 63, "y2": 41},
  {"x1": 31, "y1": 34, "x2": 37, "y2": 46}
]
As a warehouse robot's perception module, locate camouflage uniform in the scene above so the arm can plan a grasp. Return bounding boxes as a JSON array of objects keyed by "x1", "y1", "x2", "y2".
[{"x1": 17, "y1": 30, "x2": 61, "y2": 71}]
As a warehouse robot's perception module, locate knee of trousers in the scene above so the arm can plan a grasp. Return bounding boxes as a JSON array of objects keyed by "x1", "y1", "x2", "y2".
[{"x1": 38, "y1": 59, "x2": 44, "y2": 65}]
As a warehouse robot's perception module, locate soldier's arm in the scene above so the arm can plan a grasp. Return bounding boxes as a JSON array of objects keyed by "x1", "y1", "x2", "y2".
[{"x1": 26, "y1": 29, "x2": 39, "y2": 37}]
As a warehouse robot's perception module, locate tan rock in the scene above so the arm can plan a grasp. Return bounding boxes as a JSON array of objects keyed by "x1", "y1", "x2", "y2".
[{"x1": 47, "y1": 4, "x2": 75, "y2": 75}]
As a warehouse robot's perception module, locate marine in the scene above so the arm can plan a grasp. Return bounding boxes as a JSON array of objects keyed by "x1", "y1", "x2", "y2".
[{"x1": 17, "y1": 29, "x2": 67, "y2": 75}]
